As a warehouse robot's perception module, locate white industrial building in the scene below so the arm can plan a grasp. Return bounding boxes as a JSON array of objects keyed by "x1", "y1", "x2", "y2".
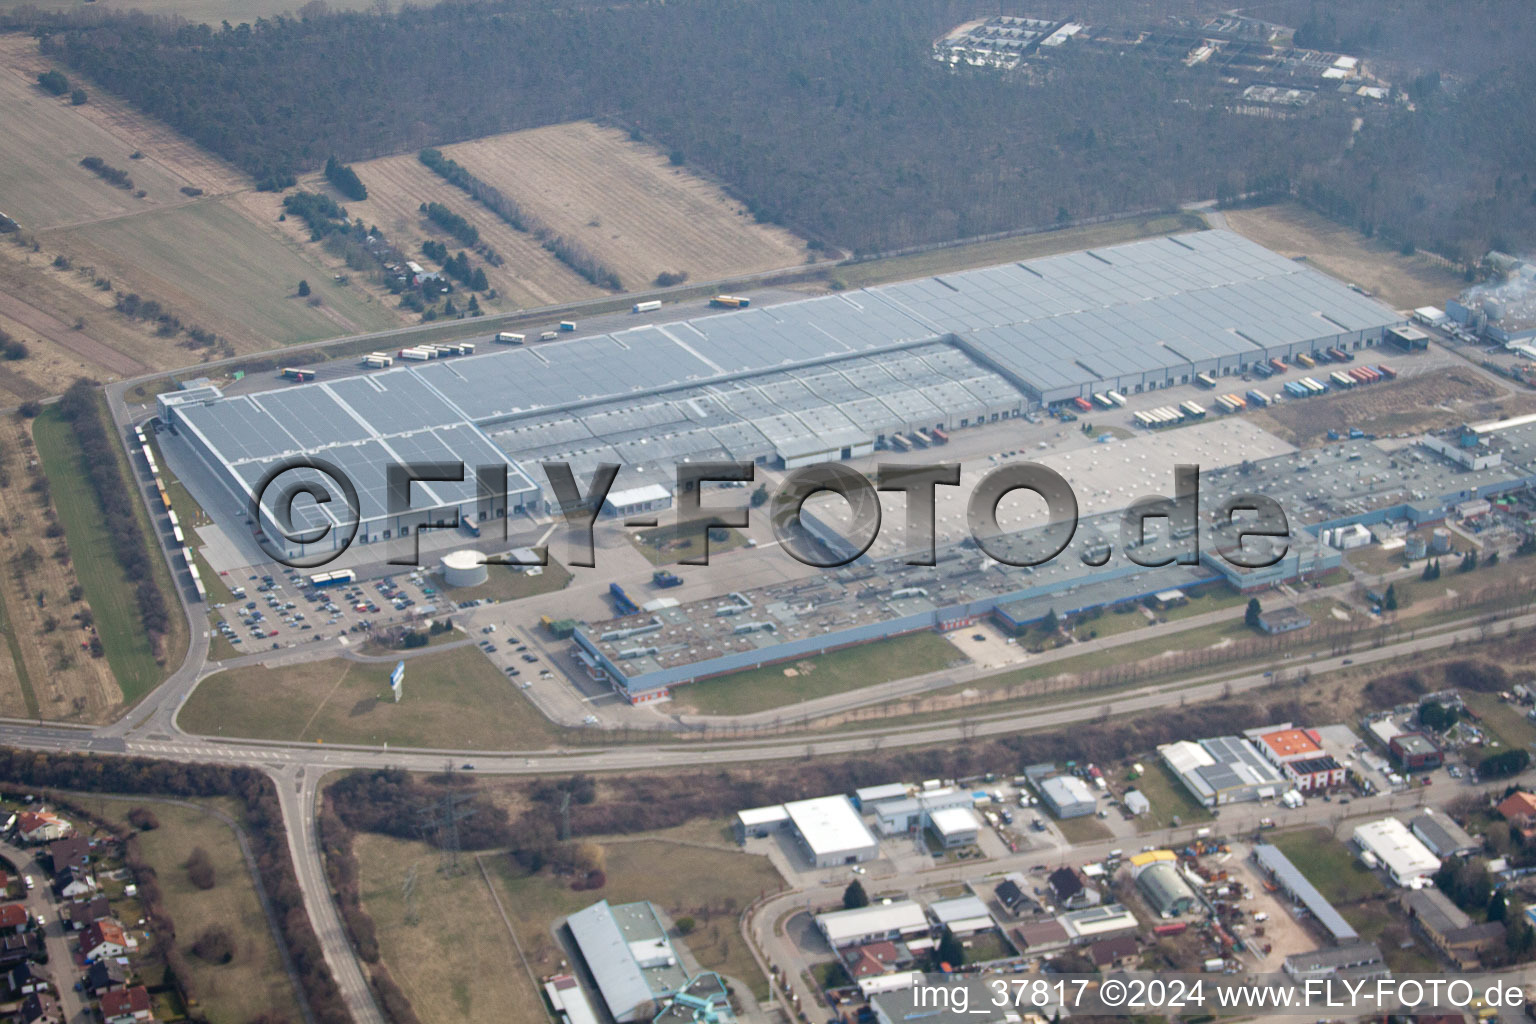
[
  {"x1": 439, "y1": 548, "x2": 488, "y2": 588},
  {"x1": 928, "y1": 895, "x2": 995, "y2": 936},
  {"x1": 928, "y1": 806, "x2": 981, "y2": 848},
  {"x1": 1059, "y1": 903, "x2": 1139, "y2": 944},
  {"x1": 733, "y1": 805, "x2": 790, "y2": 841},
  {"x1": 870, "y1": 788, "x2": 973, "y2": 835},
  {"x1": 1038, "y1": 775, "x2": 1096, "y2": 818},
  {"x1": 1160, "y1": 736, "x2": 1286, "y2": 807},
  {"x1": 603, "y1": 483, "x2": 673, "y2": 519},
  {"x1": 733, "y1": 795, "x2": 878, "y2": 865},
  {"x1": 784, "y1": 796, "x2": 880, "y2": 867},
  {"x1": 853, "y1": 783, "x2": 910, "y2": 808},
  {"x1": 815, "y1": 901, "x2": 930, "y2": 948},
  {"x1": 565, "y1": 900, "x2": 687, "y2": 1023},
  {"x1": 1353, "y1": 818, "x2": 1441, "y2": 887}
]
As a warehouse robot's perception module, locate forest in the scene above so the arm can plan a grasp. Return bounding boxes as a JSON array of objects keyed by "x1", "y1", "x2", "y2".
[{"x1": 28, "y1": 0, "x2": 1536, "y2": 257}]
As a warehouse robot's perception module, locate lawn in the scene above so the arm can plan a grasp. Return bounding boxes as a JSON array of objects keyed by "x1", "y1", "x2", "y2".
[
  {"x1": 33, "y1": 406, "x2": 183, "y2": 702},
  {"x1": 178, "y1": 644, "x2": 565, "y2": 749},
  {"x1": 57, "y1": 199, "x2": 397, "y2": 347},
  {"x1": 675, "y1": 631, "x2": 965, "y2": 716},
  {"x1": 628, "y1": 523, "x2": 751, "y2": 567},
  {"x1": 1462, "y1": 691, "x2": 1536, "y2": 754},
  {"x1": 90, "y1": 799, "x2": 304, "y2": 1024},
  {"x1": 959, "y1": 930, "x2": 1016, "y2": 965},
  {"x1": 1053, "y1": 815, "x2": 1112, "y2": 844},
  {"x1": 351, "y1": 828, "x2": 783, "y2": 1024},
  {"x1": 1271, "y1": 828, "x2": 1385, "y2": 904},
  {"x1": 1129, "y1": 762, "x2": 1213, "y2": 832}
]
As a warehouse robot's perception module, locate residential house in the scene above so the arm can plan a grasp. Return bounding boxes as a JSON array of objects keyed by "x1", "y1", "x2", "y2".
[
  {"x1": 1047, "y1": 867, "x2": 1101, "y2": 910},
  {"x1": 1089, "y1": 936, "x2": 1139, "y2": 970},
  {"x1": 0, "y1": 903, "x2": 30, "y2": 934},
  {"x1": 79, "y1": 920, "x2": 130, "y2": 962},
  {"x1": 1496, "y1": 791, "x2": 1536, "y2": 839},
  {"x1": 994, "y1": 876, "x2": 1041, "y2": 916},
  {"x1": 52, "y1": 865, "x2": 94, "y2": 900},
  {"x1": 100, "y1": 985, "x2": 154, "y2": 1024},
  {"x1": 19, "y1": 992, "x2": 62, "y2": 1024},
  {"x1": 45, "y1": 837, "x2": 91, "y2": 874},
  {"x1": 5, "y1": 962, "x2": 50, "y2": 998},
  {"x1": 83, "y1": 960, "x2": 128, "y2": 997},
  {"x1": 845, "y1": 941, "x2": 906, "y2": 980},
  {"x1": 1012, "y1": 919, "x2": 1071, "y2": 955},
  {"x1": 0, "y1": 933, "x2": 41, "y2": 968},
  {"x1": 68, "y1": 895, "x2": 113, "y2": 931},
  {"x1": 14, "y1": 811, "x2": 70, "y2": 844}
]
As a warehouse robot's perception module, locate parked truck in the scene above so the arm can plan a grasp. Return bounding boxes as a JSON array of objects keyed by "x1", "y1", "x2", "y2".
[
  {"x1": 495, "y1": 332, "x2": 526, "y2": 345},
  {"x1": 1244, "y1": 389, "x2": 1270, "y2": 408},
  {"x1": 710, "y1": 295, "x2": 751, "y2": 308},
  {"x1": 633, "y1": 300, "x2": 662, "y2": 313}
]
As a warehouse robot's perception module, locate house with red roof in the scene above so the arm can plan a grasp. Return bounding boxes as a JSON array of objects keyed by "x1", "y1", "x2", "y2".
[
  {"x1": 79, "y1": 920, "x2": 130, "y2": 962},
  {"x1": 100, "y1": 984, "x2": 153, "y2": 1024}
]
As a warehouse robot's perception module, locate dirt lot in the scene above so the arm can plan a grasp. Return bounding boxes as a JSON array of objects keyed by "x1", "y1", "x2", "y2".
[
  {"x1": 284, "y1": 154, "x2": 601, "y2": 310},
  {"x1": 1225, "y1": 202, "x2": 1466, "y2": 310},
  {"x1": 0, "y1": 416, "x2": 122, "y2": 721},
  {"x1": 444, "y1": 120, "x2": 810, "y2": 290},
  {"x1": 1250, "y1": 367, "x2": 1515, "y2": 446}
]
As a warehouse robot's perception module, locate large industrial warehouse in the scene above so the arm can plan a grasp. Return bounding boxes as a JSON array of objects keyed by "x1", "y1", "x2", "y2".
[
  {"x1": 156, "y1": 230, "x2": 1402, "y2": 559},
  {"x1": 577, "y1": 415, "x2": 1536, "y2": 702}
]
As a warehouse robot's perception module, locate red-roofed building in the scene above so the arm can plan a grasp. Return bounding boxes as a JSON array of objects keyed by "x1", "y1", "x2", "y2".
[
  {"x1": 15, "y1": 811, "x2": 70, "y2": 844},
  {"x1": 0, "y1": 904, "x2": 29, "y2": 933},
  {"x1": 100, "y1": 984, "x2": 153, "y2": 1024},
  {"x1": 1497, "y1": 791, "x2": 1536, "y2": 839},
  {"x1": 844, "y1": 940, "x2": 906, "y2": 979},
  {"x1": 79, "y1": 920, "x2": 129, "y2": 962},
  {"x1": 1253, "y1": 727, "x2": 1326, "y2": 763}
]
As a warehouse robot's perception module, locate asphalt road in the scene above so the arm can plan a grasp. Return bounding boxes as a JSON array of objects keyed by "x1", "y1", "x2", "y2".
[{"x1": 0, "y1": 604, "x2": 1528, "y2": 1023}]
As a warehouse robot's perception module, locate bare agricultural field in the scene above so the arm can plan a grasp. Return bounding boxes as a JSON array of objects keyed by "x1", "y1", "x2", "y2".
[
  {"x1": 287, "y1": 154, "x2": 601, "y2": 310},
  {"x1": 54, "y1": 199, "x2": 401, "y2": 349},
  {"x1": 12, "y1": 0, "x2": 389, "y2": 25},
  {"x1": 0, "y1": 37, "x2": 242, "y2": 232},
  {"x1": 1250, "y1": 368, "x2": 1514, "y2": 446},
  {"x1": 443, "y1": 120, "x2": 810, "y2": 290},
  {"x1": 1225, "y1": 202, "x2": 1465, "y2": 310},
  {"x1": 0, "y1": 416, "x2": 123, "y2": 722}
]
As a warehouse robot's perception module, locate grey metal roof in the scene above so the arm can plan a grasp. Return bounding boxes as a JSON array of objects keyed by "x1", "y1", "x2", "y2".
[
  {"x1": 171, "y1": 230, "x2": 1402, "y2": 526},
  {"x1": 1252, "y1": 844, "x2": 1360, "y2": 942}
]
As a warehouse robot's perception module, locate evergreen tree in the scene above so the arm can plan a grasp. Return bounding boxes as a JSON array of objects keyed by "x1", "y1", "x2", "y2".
[
  {"x1": 935, "y1": 927, "x2": 964, "y2": 968},
  {"x1": 1245, "y1": 597, "x2": 1262, "y2": 628},
  {"x1": 842, "y1": 879, "x2": 868, "y2": 910},
  {"x1": 297, "y1": 279, "x2": 311, "y2": 297},
  {"x1": 1384, "y1": 584, "x2": 1398, "y2": 612},
  {"x1": 470, "y1": 267, "x2": 489, "y2": 291}
]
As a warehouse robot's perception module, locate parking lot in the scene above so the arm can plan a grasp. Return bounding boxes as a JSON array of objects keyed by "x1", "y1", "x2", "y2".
[{"x1": 209, "y1": 566, "x2": 451, "y2": 655}]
